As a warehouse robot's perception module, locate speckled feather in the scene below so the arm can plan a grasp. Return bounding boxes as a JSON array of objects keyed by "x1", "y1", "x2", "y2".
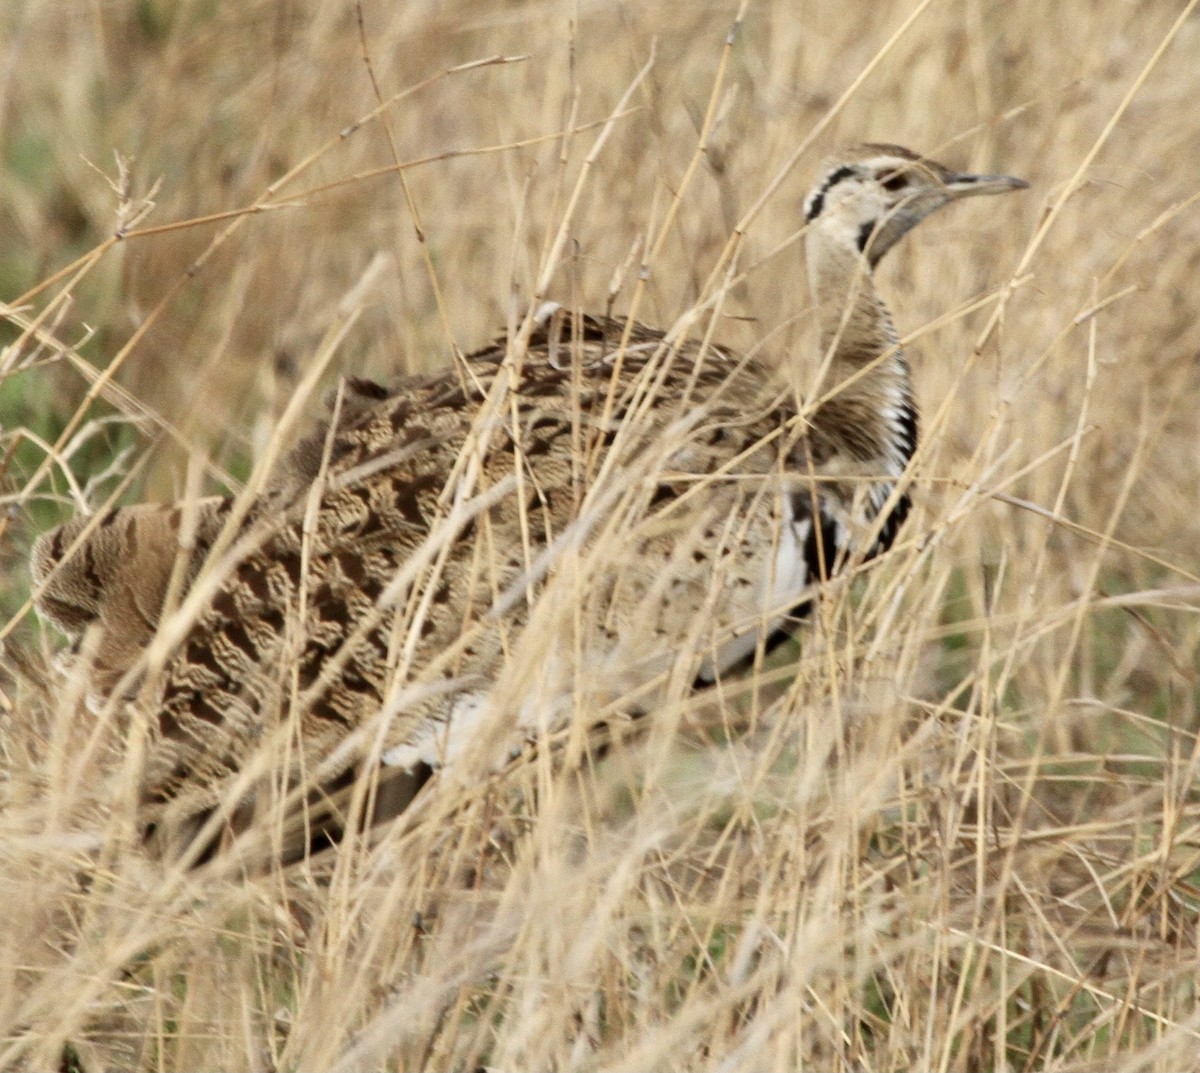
[{"x1": 30, "y1": 145, "x2": 1027, "y2": 838}]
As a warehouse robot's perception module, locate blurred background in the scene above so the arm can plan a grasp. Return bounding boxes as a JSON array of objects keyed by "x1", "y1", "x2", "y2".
[
  {"x1": 4, "y1": 0, "x2": 1197, "y2": 754},
  {"x1": 2, "y1": 2, "x2": 1199, "y2": 1069}
]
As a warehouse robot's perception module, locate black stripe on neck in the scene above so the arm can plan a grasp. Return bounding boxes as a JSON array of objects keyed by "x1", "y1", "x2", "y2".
[
  {"x1": 856, "y1": 219, "x2": 877, "y2": 254},
  {"x1": 805, "y1": 164, "x2": 858, "y2": 222},
  {"x1": 876, "y1": 492, "x2": 911, "y2": 554},
  {"x1": 897, "y1": 400, "x2": 919, "y2": 460}
]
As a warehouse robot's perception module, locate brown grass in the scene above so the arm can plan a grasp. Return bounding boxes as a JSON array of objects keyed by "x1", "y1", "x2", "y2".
[{"x1": 2, "y1": 1, "x2": 1199, "y2": 1069}]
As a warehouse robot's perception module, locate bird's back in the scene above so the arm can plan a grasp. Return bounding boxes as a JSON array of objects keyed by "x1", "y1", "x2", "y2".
[
  {"x1": 34, "y1": 309, "x2": 838, "y2": 828},
  {"x1": 29, "y1": 141, "x2": 1029, "y2": 848}
]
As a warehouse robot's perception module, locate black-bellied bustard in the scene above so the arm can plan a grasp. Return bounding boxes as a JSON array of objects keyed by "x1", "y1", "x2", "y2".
[{"x1": 30, "y1": 144, "x2": 1027, "y2": 849}]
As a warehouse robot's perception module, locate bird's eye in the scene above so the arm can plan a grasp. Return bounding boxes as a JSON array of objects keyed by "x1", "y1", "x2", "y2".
[{"x1": 880, "y1": 173, "x2": 909, "y2": 192}]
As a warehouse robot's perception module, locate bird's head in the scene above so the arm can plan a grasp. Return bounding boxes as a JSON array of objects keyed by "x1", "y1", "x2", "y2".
[{"x1": 803, "y1": 143, "x2": 1029, "y2": 266}]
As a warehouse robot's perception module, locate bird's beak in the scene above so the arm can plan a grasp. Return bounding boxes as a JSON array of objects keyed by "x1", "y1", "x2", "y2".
[{"x1": 944, "y1": 171, "x2": 1030, "y2": 199}]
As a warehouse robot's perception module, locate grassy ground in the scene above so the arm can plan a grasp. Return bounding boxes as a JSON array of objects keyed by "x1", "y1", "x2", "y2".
[{"x1": 2, "y1": 0, "x2": 1199, "y2": 1069}]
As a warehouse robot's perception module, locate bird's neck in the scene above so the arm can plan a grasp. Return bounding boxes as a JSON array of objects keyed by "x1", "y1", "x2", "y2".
[
  {"x1": 804, "y1": 227, "x2": 917, "y2": 470},
  {"x1": 807, "y1": 226, "x2": 900, "y2": 373}
]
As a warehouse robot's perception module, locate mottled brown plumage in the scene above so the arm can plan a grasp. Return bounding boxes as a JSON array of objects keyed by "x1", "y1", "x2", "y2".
[{"x1": 30, "y1": 145, "x2": 1027, "y2": 844}]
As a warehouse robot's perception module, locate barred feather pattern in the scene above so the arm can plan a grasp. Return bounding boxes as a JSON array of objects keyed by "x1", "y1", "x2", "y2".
[
  {"x1": 30, "y1": 143, "x2": 1026, "y2": 836},
  {"x1": 32, "y1": 311, "x2": 909, "y2": 824}
]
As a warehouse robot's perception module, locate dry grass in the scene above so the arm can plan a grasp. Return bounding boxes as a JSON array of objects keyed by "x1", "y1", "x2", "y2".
[{"x1": 2, "y1": 1, "x2": 1200, "y2": 1069}]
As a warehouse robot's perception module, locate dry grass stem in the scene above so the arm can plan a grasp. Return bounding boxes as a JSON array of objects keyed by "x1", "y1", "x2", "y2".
[{"x1": 2, "y1": 1, "x2": 1199, "y2": 1070}]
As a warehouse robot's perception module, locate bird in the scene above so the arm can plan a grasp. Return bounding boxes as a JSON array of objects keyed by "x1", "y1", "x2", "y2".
[{"x1": 30, "y1": 143, "x2": 1028, "y2": 850}]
